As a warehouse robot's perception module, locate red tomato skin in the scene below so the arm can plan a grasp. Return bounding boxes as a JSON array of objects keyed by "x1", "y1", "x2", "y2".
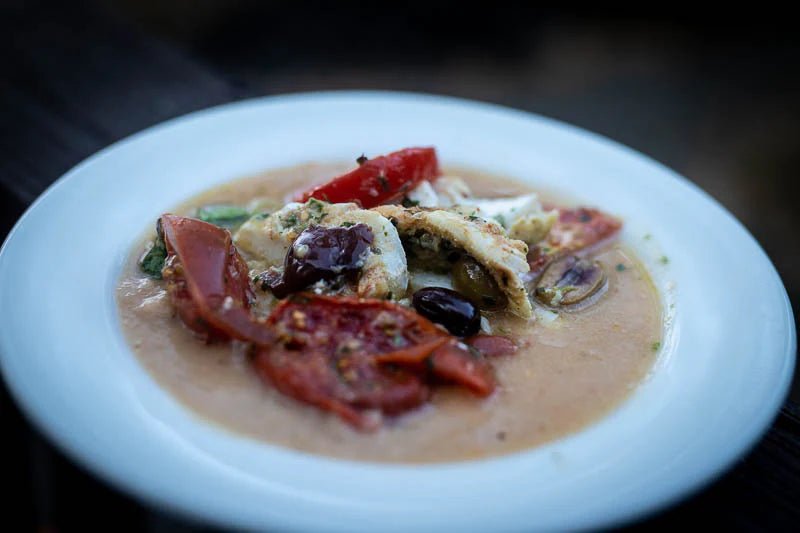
[
  {"x1": 428, "y1": 340, "x2": 496, "y2": 397},
  {"x1": 297, "y1": 147, "x2": 440, "y2": 208},
  {"x1": 529, "y1": 207, "x2": 622, "y2": 276},
  {"x1": 160, "y1": 215, "x2": 273, "y2": 345}
]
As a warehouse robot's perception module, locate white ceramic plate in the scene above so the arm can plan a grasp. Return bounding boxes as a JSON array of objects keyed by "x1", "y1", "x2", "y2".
[{"x1": 0, "y1": 92, "x2": 794, "y2": 531}]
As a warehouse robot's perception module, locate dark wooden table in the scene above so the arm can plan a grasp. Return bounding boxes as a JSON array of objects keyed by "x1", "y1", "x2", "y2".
[{"x1": 2, "y1": 2, "x2": 798, "y2": 530}]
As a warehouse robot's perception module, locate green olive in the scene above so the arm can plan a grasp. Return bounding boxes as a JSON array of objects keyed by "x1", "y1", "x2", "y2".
[{"x1": 452, "y1": 257, "x2": 507, "y2": 311}]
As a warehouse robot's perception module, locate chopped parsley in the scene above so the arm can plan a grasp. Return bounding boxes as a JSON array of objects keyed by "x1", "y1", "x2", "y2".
[
  {"x1": 493, "y1": 214, "x2": 507, "y2": 227},
  {"x1": 356, "y1": 154, "x2": 368, "y2": 165},
  {"x1": 651, "y1": 341, "x2": 662, "y2": 352},
  {"x1": 281, "y1": 213, "x2": 299, "y2": 228},
  {"x1": 659, "y1": 255, "x2": 669, "y2": 265},
  {"x1": 340, "y1": 221, "x2": 355, "y2": 227},
  {"x1": 615, "y1": 263, "x2": 627, "y2": 272},
  {"x1": 401, "y1": 197, "x2": 420, "y2": 208},
  {"x1": 306, "y1": 198, "x2": 328, "y2": 223}
]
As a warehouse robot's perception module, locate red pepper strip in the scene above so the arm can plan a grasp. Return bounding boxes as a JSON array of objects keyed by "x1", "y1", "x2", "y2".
[
  {"x1": 160, "y1": 215, "x2": 274, "y2": 345},
  {"x1": 297, "y1": 147, "x2": 440, "y2": 208},
  {"x1": 529, "y1": 207, "x2": 622, "y2": 276},
  {"x1": 466, "y1": 335, "x2": 517, "y2": 358}
]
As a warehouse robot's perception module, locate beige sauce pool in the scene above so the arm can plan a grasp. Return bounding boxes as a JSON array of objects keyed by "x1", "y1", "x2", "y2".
[{"x1": 117, "y1": 165, "x2": 662, "y2": 463}]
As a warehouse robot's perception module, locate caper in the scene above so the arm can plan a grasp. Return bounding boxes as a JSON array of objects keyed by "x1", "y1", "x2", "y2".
[{"x1": 452, "y1": 257, "x2": 507, "y2": 311}]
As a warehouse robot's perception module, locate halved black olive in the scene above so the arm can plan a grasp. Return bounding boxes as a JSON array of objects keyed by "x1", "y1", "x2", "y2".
[
  {"x1": 412, "y1": 287, "x2": 481, "y2": 337},
  {"x1": 535, "y1": 255, "x2": 606, "y2": 307},
  {"x1": 267, "y1": 224, "x2": 373, "y2": 298}
]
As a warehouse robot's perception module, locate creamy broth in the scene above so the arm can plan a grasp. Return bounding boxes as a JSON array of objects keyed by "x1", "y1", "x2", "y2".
[{"x1": 116, "y1": 165, "x2": 662, "y2": 463}]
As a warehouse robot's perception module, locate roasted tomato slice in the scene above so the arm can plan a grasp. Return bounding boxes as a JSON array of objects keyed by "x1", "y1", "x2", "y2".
[
  {"x1": 296, "y1": 147, "x2": 440, "y2": 208},
  {"x1": 160, "y1": 214, "x2": 273, "y2": 345},
  {"x1": 377, "y1": 338, "x2": 496, "y2": 397},
  {"x1": 253, "y1": 294, "x2": 449, "y2": 429},
  {"x1": 427, "y1": 340, "x2": 496, "y2": 397},
  {"x1": 254, "y1": 344, "x2": 431, "y2": 430},
  {"x1": 253, "y1": 294, "x2": 497, "y2": 429},
  {"x1": 529, "y1": 207, "x2": 622, "y2": 276}
]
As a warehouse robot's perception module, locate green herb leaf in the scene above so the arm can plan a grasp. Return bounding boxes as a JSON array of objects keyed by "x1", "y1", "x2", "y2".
[
  {"x1": 196, "y1": 205, "x2": 250, "y2": 230},
  {"x1": 401, "y1": 197, "x2": 420, "y2": 208},
  {"x1": 615, "y1": 263, "x2": 626, "y2": 272},
  {"x1": 140, "y1": 236, "x2": 167, "y2": 279}
]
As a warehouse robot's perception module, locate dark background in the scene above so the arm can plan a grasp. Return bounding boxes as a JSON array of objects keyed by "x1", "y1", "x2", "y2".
[{"x1": 2, "y1": 1, "x2": 798, "y2": 530}]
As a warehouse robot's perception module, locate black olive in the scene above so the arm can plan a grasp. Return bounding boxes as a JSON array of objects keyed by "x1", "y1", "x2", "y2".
[
  {"x1": 412, "y1": 287, "x2": 481, "y2": 337},
  {"x1": 268, "y1": 224, "x2": 373, "y2": 298}
]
